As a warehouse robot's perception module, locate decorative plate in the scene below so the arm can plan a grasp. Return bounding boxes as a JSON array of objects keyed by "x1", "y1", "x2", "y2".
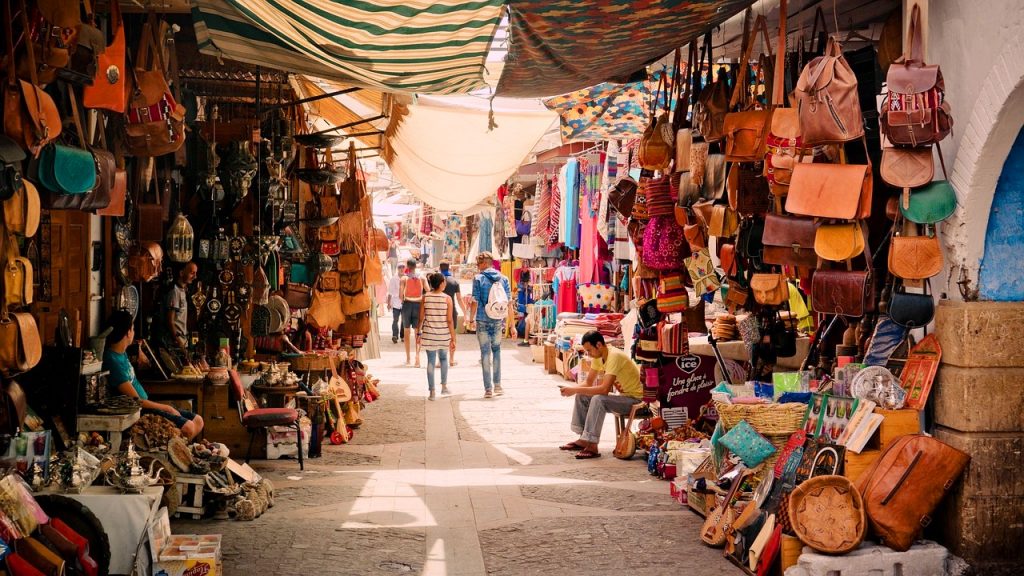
[{"x1": 116, "y1": 285, "x2": 140, "y2": 319}]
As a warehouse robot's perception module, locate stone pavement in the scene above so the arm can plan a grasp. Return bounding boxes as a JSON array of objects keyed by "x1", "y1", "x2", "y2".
[{"x1": 174, "y1": 322, "x2": 735, "y2": 575}]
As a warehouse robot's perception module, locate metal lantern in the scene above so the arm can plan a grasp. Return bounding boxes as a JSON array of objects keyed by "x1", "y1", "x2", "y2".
[{"x1": 167, "y1": 213, "x2": 194, "y2": 262}]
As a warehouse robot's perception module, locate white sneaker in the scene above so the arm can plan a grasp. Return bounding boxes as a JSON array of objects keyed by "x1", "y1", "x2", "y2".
[
  {"x1": 441, "y1": 385, "x2": 451, "y2": 396},
  {"x1": 493, "y1": 385, "x2": 504, "y2": 396}
]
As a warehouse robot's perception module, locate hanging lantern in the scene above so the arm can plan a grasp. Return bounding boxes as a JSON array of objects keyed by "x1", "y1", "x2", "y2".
[{"x1": 167, "y1": 213, "x2": 194, "y2": 263}]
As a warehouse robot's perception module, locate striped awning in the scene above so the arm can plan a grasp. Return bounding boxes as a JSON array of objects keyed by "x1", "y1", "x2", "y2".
[{"x1": 192, "y1": 0, "x2": 504, "y2": 95}]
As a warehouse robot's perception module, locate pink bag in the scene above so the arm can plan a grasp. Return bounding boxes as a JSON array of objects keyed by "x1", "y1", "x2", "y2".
[
  {"x1": 643, "y1": 366, "x2": 660, "y2": 403},
  {"x1": 642, "y1": 216, "x2": 688, "y2": 271}
]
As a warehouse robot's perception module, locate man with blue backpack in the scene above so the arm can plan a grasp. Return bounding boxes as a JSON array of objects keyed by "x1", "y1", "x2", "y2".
[{"x1": 468, "y1": 252, "x2": 513, "y2": 398}]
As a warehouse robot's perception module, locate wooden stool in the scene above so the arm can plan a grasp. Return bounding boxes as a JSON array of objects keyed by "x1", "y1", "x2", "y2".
[{"x1": 77, "y1": 410, "x2": 141, "y2": 450}]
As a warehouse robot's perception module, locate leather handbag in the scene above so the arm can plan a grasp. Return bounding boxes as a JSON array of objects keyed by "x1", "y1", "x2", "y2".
[
  {"x1": 724, "y1": 282, "x2": 750, "y2": 313},
  {"x1": 694, "y1": 33, "x2": 731, "y2": 143},
  {"x1": 728, "y1": 163, "x2": 772, "y2": 215},
  {"x1": 902, "y1": 180, "x2": 956, "y2": 224},
  {"x1": 318, "y1": 270, "x2": 341, "y2": 291},
  {"x1": 83, "y1": 0, "x2": 127, "y2": 112},
  {"x1": 719, "y1": 242, "x2": 738, "y2": 278},
  {"x1": 307, "y1": 288, "x2": 345, "y2": 330},
  {"x1": 59, "y1": 3, "x2": 105, "y2": 86},
  {"x1": 96, "y1": 165, "x2": 127, "y2": 216},
  {"x1": 339, "y1": 312, "x2": 371, "y2": 336},
  {"x1": 80, "y1": 113, "x2": 116, "y2": 211},
  {"x1": 125, "y1": 17, "x2": 186, "y2": 157},
  {"x1": 880, "y1": 146, "x2": 933, "y2": 191},
  {"x1": 762, "y1": 214, "x2": 818, "y2": 268},
  {"x1": 708, "y1": 204, "x2": 739, "y2": 238},
  {"x1": 338, "y1": 271, "x2": 362, "y2": 294},
  {"x1": 786, "y1": 161, "x2": 872, "y2": 220},
  {"x1": 674, "y1": 129, "x2": 693, "y2": 172},
  {"x1": 724, "y1": 16, "x2": 774, "y2": 163},
  {"x1": 889, "y1": 281, "x2": 934, "y2": 328},
  {"x1": 814, "y1": 221, "x2": 866, "y2": 262},
  {"x1": 812, "y1": 270, "x2": 873, "y2": 317},
  {"x1": 284, "y1": 282, "x2": 312, "y2": 309},
  {"x1": 608, "y1": 177, "x2": 637, "y2": 218},
  {"x1": 337, "y1": 249, "x2": 363, "y2": 273},
  {"x1": 0, "y1": 135, "x2": 25, "y2": 201},
  {"x1": 676, "y1": 205, "x2": 708, "y2": 249},
  {"x1": 3, "y1": 180, "x2": 41, "y2": 238},
  {"x1": 4, "y1": 241, "x2": 33, "y2": 307},
  {"x1": 363, "y1": 248, "x2": 383, "y2": 285},
  {"x1": 750, "y1": 273, "x2": 788, "y2": 306},
  {"x1": 880, "y1": 6, "x2": 952, "y2": 147},
  {"x1": 701, "y1": 154, "x2": 728, "y2": 200},
  {"x1": 340, "y1": 289, "x2": 372, "y2": 316},
  {"x1": 0, "y1": 311, "x2": 42, "y2": 375},
  {"x1": 127, "y1": 241, "x2": 163, "y2": 282},
  {"x1": 795, "y1": 37, "x2": 864, "y2": 145},
  {"x1": 641, "y1": 176, "x2": 674, "y2": 217},
  {"x1": 888, "y1": 232, "x2": 943, "y2": 280},
  {"x1": 3, "y1": 1, "x2": 63, "y2": 157},
  {"x1": 855, "y1": 434, "x2": 969, "y2": 552}
]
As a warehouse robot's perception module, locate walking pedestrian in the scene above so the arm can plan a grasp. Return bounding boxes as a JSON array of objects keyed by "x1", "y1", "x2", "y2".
[
  {"x1": 417, "y1": 273, "x2": 455, "y2": 400},
  {"x1": 387, "y1": 263, "x2": 406, "y2": 343},
  {"x1": 387, "y1": 239, "x2": 399, "y2": 274},
  {"x1": 468, "y1": 252, "x2": 514, "y2": 398},
  {"x1": 400, "y1": 259, "x2": 424, "y2": 367},
  {"x1": 439, "y1": 261, "x2": 468, "y2": 366}
]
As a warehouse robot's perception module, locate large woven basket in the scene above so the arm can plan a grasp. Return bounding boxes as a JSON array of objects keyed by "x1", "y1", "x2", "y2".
[
  {"x1": 788, "y1": 474, "x2": 867, "y2": 554},
  {"x1": 715, "y1": 402, "x2": 806, "y2": 435}
]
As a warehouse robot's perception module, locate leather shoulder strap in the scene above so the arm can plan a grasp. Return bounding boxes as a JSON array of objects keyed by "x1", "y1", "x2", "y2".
[{"x1": 772, "y1": 0, "x2": 788, "y2": 107}]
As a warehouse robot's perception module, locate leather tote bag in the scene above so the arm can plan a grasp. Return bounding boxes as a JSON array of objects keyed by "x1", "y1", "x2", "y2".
[{"x1": 307, "y1": 288, "x2": 345, "y2": 331}]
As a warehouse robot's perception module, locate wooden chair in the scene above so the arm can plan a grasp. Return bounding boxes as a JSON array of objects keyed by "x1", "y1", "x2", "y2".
[{"x1": 228, "y1": 371, "x2": 304, "y2": 470}]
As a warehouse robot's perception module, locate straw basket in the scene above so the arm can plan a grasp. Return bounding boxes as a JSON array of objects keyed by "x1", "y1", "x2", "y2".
[{"x1": 714, "y1": 402, "x2": 806, "y2": 435}]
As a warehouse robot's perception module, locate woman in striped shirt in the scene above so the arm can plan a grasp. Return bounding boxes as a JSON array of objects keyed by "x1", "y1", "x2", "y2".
[{"x1": 417, "y1": 273, "x2": 456, "y2": 400}]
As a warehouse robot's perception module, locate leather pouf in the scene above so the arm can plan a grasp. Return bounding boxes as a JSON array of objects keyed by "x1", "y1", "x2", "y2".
[{"x1": 788, "y1": 474, "x2": 867, "y2": 554}]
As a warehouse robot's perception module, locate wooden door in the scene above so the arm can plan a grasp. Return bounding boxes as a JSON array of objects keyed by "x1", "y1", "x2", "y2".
[{"x1": 32, "y1": 210, "x2": 91, "y2": 346}]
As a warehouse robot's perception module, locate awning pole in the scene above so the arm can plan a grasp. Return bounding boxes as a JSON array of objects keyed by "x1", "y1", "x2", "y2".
[
  {"x1": 261, "y1": 86, "x2": 362, "y2": 114},
  {"x1": 310, "y1": 114, "x2": 387, "y2": 136}
]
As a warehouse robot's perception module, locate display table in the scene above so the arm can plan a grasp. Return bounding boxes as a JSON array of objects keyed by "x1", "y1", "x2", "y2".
[
  {"x1": 687, "y1": 335, "x2": 812, "y2": 370},
  {"x1": 60, "y1": 486, "x2": 163, "y2": 576},
  {"x1": 77, "y1": 410, "x2": 141, "y2": 450}
]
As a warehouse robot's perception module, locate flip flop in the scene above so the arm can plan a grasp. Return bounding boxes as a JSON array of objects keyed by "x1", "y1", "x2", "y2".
[
  {"x1": 575, "y1": 449, "x2": 601, "y2": 459},
  {"x1": 559, "y1": 442, "x2": 585, "y2": 451}
]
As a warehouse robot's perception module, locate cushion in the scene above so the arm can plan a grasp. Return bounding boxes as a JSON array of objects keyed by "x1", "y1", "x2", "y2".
[{"x1": 242, "y1": 408, "x2": 299, "y2": 427}]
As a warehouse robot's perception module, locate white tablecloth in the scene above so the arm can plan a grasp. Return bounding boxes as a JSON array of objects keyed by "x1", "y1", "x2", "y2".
[
  {"x1": 63, "y1": 486, "x2": 163, "y2": 575},
  {"x1": 687, "y1": 335, "x2": 812, "y2": 370}
]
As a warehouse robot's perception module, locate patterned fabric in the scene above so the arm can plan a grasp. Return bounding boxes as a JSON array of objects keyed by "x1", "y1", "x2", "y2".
[
  {"x1": 193, "y1": 0, "x2": 504, "y2": 94},
  {"x1": 543, "y1": 71, "x2": 668, "y2": 142},
  {"x1": 497, "y1": 0, "x2": 751, "y2": 97},
  {"x1": 578, "y1": 283, "x2": 615, "y2": 313},
  {"x1": 548, "y1": 174, "x2": 562, "y2": 248}
]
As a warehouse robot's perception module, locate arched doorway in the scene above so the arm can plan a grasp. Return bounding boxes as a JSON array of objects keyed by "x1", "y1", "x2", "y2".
[{"x1": 978, "y1": 128, "x2": 1024, "y2": 300}]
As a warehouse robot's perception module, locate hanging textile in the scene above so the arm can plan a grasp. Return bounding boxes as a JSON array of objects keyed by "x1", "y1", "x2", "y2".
[
  {"x1": 552, "y1": 265, "x2": 579, "y2": 314},
  {"x1": 502, "y1": 194, "x2": 517, "y2": 238},
  {"x1": 496, "y1": 0, "x2": 749, "y2": 97},
  {"x1": 579, "y1": 155, "x2": 604, "y2": 284},
  {"x1": 614, "y1": 218, "x2": 631, "y2": 261},
  {"x1": 543, "y1": 70, "x2": 669, "y2": 143},
  {"x1": 547, "y1": 173, "x2": 562, "y2": 249},
  {"x1": 563, "y1": 159, "x2": 581, "y2": 250},
  {"x1": 479, "y1": 215, "x2": 494, "y2": 253},
  {"x1": 444, "y1": 214, "x2": 463, "y2": 261},
  {"x1": 192, "y1": 0, "x2": 504, "y2": 95}
]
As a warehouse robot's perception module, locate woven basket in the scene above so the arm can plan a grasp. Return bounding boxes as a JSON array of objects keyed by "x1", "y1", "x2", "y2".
[{"x1": 715, "y1": 402, "x2": 806, "y2": 435}]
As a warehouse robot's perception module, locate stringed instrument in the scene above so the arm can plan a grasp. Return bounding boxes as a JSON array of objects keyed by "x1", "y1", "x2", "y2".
[{"x1": 701, "y1": 464, "x2": 750, "y2": 547}]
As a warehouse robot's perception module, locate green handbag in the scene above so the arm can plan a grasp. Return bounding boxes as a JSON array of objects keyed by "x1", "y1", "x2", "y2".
[
  {"x1": 38, "y1": 143, "x2": 97, "y2": 195},
  {"x1": 902, "y1": 180, "x2": 956, "y2": 224}
]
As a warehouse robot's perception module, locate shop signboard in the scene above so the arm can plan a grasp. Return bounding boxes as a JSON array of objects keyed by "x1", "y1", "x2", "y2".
[{"x1": 658, "y1": 354, "x2": 717, "y2": 421}]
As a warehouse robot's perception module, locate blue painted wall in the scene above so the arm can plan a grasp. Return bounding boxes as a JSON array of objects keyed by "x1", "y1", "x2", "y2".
[{"x1": 979, "y1": 127, "x2": 1024, "y2": 301}]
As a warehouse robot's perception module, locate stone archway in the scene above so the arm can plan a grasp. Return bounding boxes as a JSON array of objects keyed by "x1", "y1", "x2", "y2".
[{"x1": 945, "y1": 41, "x2": 1024, "y2": 299}]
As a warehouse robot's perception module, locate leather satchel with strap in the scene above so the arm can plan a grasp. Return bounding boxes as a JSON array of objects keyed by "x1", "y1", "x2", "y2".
[
  {"x1": 762, "y1": 214, "x2": 818, "y2": 268},
  {"x1": 880, "y1": 146, "x2": 933, "y2": 209},
  {"x1": 125, "y1": 16, "x2": 186, "y2": 157},
  {"x1": 881, "y1": 5, "x2": 952, "y2": 147},
  {"x1": 3, "y1": 232, "x2": 33, "y2": 308},
  {"x1": 814, "y1": 220, "x2": 866, "y2": 263},
  {"x1": 4, "y1": 0, "x2": 62, "y2": 157},
  {"x1": 0, "y1": 310, "x2": 42, "y2": 376},
  {"x1": 724, "y1": 15, "x2": 775, "y2": 163},
  {"x1": 889, "y1": 224, "x2": 943, "y2": 280},
  {"x1": 3, "y1": 180, "x2": 41, "y2": 238},
  {"x1": 750, "y1": 273, "x2": 789, "y2": 306},
  {"x1": 786, "y1": 143, "x2": 873, "y2": 220},
  {"x1": 83, "y1": 0, "x2": 127, "y2": 112},
  {"x1": 811, "y1": 226, "x2": 875, "y2": 317},
  {"x1": 638, "y1": 69, "x2": 674, "y2": 172}
]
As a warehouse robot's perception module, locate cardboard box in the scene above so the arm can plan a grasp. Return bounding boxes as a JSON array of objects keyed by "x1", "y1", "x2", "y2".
[
  {"x1": 154, "y1": 535, "x2": 222, "y2": 576},
  {"x1": 266, "y1": 420, "x2": 311, "y2": 460}
]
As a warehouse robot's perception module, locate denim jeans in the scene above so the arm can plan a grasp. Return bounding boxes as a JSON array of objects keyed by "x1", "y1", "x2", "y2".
[
  {"x1": 392, "y1": 307, "x2": 403, "y2": 340},
  {"x1": 476, "y1": 319, "x2": 503, "y2": 390},
  {"x1": 425, "y1": 349, "x2": 448, "y2": 391},
  {"x1": 571, "y1": 394, "x2": 642, "y2": 444}
]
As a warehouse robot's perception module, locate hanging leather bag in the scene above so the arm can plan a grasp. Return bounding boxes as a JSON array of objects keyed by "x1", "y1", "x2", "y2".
[
  {"x1": 708, "y1": 204, "x2": 739, "y2": 238},
  {"x1": 750, "y1": 273, "x2": 789, "y2": 306},
  {"x1": 902, "y1": 179, "x2": 956, "y2": 224},
  {"x1": 83, "y1": 0, "x2": 127, "y2": 111},
  {"x1": 81, "y1": 111, "x2": 115, "y2": 211},
  {"x1": 284, "y1": 282, "x2": 312, "y2": 309},
  {"x1": 59, "y1": 0, "x2": 106, "y2": 86},
  {"x1": 638, "y1": 70, "x2": 674, "y2": 172},
  {"x1": 762, "y1": 214, "x2": 818, "y2": 268},
  {"x1": 880, "y1": 146, "x2": 933, "y2": 209},
  {"x1": 888, "y1": 281, "x2": 934, "y2": 328},
  {"x1": 125, "y1": 17, "x2": 186, "y2": 157},
  {"x1": 340, "y1": 288, "x2": 372, "y2": 316},
  {"x1": 608, "y1": 177, "x2": 637, "y2": 218},
  {"x1": 814, "y1": 221, "x2": 866, "y2": 262},
  {"x1": 786, "y1": 151, "x2": 872, "y2": 220},
  {"x1": 4, "y1": 0, "x2": 63, "y2": 157},
  {"x1": 855, "y1": 434, "x2": 969, "y2": 552},
  {"x1": 3, "y1": 233, "x2": 33, "y2": 308},
  {"x1": 796, "y1": 37, "x2": 864, "y2": 145},
  {"x1": 307, "y1": 287, "x2": 345, "y2": 330},
  {"x1": 811, "y1": 228, "x2": 875, "y2": 317},
  {"x1": 694, "y1": 33, "x2": 731, "y2": 143},
  {"x1": 701, "y1": 154, "x2": 728, "y2": 200},
  {"x1": 724, "y1": 16, "x2": 774, "y2": 163},
  {"x1": 727, "y1": 163, "x2": 772, "y2": 215},
  {"x1": 3, "y1": 180, "x2": 40, "y2": 238},
  {"x1": 888, "y1": 229, "x2": 943, "y2": 280},
  {"x1": 0, "y1": 136, "x2": 26, "y2": 201},
  {"x1": 880, "y1": 5, "x2": 952, "y2": 147},
  {"x1": 676, "y1": 205, "x2": 708, "y2": 250},
  {"x1": 0, "y1": 311, "x2": 42, "y2": 375}
]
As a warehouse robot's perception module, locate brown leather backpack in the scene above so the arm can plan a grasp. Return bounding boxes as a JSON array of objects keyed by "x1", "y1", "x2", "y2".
[
  {"x1": 125, "y1": 17, "x2": 185, "y2": 157},
  {"x1": 694, "y1": 33, "x2": 731, "y2": 143},
  {"x1": 796, "y1": 37, "x2": 864, "y2": 145},
  {"x1": 856, "y1": 434, "x2": 969, "y2": 552}
]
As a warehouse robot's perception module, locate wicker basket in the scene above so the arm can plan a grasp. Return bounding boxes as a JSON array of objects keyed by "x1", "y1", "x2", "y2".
[{"x1": 715, "y1": 402, "x2": 806, "y2": 435}]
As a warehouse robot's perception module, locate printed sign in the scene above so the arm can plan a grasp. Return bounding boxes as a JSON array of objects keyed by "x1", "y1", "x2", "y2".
[{"x1": 659, "y1": 354, "x2": 717, "y2": 418}]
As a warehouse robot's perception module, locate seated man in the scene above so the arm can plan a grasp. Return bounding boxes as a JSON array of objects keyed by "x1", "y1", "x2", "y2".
[
  {"x1": 103, "y1": 311, "x2": 205, "y2": 440},
  {"x1": 559, "y1": 330, "x2": 643, "y2": 459}
]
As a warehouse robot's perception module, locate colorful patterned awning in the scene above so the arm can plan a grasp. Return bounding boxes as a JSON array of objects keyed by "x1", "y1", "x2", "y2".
[
  {"x1": 192, "y1": 0, "x2": 503, "y2": 95},
  {"x1": 497, "y1": 0, "x2": 752, "y2": 97},
  {"x1": 543, "y1": 69, "x2": 673, "y2": 143}
]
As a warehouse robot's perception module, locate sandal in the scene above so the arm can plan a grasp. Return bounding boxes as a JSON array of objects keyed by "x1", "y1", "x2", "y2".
[
  {"x1": 575, "y1": 449, "x2": 601, "y2": 460},
  {"x1": 559, "y1": 442, "x2": 585, "y2": 451}
]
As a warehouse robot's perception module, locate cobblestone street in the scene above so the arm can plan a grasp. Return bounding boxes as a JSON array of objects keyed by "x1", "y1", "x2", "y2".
[{"x1": 175, "y1": 322, "x2": 733, "y2": 575}]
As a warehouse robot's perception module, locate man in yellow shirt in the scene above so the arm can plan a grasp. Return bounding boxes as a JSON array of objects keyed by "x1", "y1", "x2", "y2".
[{"x1": 559, "y1": 331, "x2": 643, "y2": 459}]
